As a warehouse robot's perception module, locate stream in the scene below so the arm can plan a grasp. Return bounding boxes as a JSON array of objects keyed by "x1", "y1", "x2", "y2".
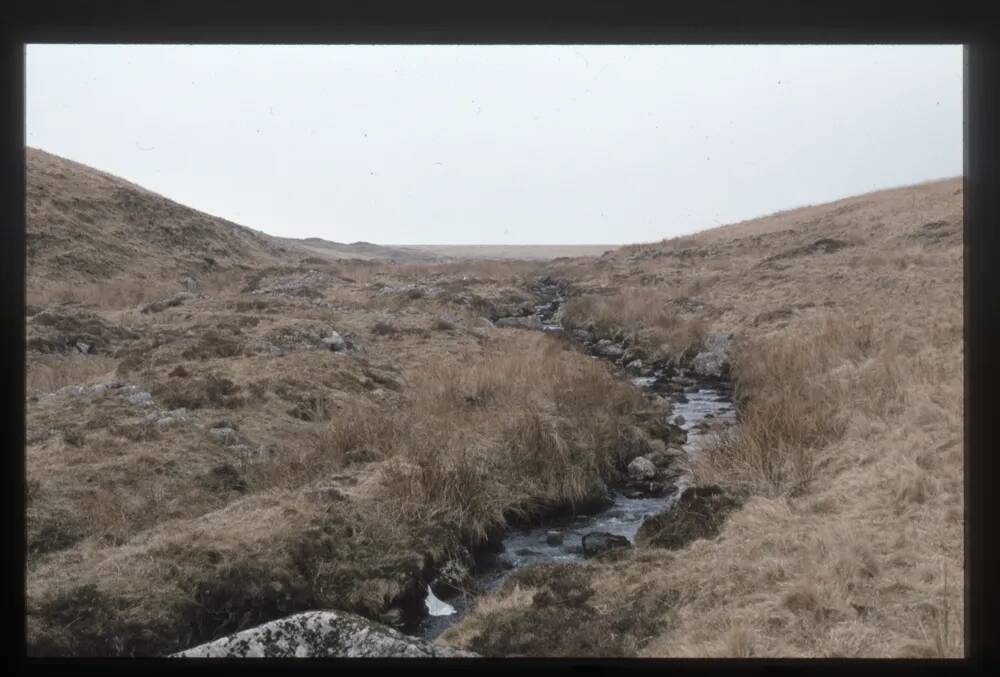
[{"x1": 405, "y1": 280, "x2": 737, "y2": 641}]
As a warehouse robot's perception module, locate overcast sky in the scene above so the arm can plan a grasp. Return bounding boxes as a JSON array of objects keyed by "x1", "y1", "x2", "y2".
[{"x1": 26, "y1": 44, "x2": 961, "y2": 245}]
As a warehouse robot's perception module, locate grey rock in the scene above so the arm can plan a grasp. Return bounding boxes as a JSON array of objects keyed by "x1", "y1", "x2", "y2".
[
  {"x1": 582, "y1": 531, "x2": 632, "y2": 558},
  {"x1": 690, "y1": 331, "x2": 733, "y2": 379},
  {"x1": 170, "y1": 610, "x2": 477, "y2": 658},
  {"x1": 594, "y1": 339, "x2": 625, "y2": 359},
  {"x1": 703, "y1": 331, "x2": 733, "y2": 353},
  {"x1": 545, "y1": 530, "x2": 564, "y2": 546},
  {"x1": 321, "y1": 331, "x2": 347, "y2": 352},
  {"x1": 647, "y1": 446, "x2": 685, "y2": 469},
  {"x1": 627, "y1": 456, "x2": 658, "y2": 481},
  {"x1": 126, "y1": 390, "x2": 154, "y2": 407},
  {"x1": 673, "y1": 415, "x2": 686, "y2": 426},
  {"x1": 75, "y1": 340, "x2": 91, "y2": 354},
  {"x1": 691, "y1": 351, "x2": 727, "y2": 378},
  {"x1": 270, "y1": 345, "x2": 285, "y2": 357}
]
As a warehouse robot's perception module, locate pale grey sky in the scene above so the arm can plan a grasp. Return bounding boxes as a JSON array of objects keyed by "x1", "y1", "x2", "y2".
[{"x1": 26, "y1": 44, "x2": 962, "y2": 245}]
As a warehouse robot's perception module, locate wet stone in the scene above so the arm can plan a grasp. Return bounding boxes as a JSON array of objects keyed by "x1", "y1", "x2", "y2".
[{"x1": 582, "y1": 532, "x2": 632, "y2": 558}]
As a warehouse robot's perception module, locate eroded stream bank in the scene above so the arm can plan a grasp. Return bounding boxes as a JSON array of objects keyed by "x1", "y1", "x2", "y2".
[{"x1": 404, "y1": 278, "x2": 738, "y2": 641}]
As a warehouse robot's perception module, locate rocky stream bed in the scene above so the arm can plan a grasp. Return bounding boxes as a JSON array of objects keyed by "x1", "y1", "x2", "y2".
[{"x1": 402, "y1": 278, "x2": 738, "y2": 641}]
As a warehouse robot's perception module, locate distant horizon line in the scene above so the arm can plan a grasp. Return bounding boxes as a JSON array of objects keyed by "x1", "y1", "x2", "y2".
[{"x1": 27, "y1": 146, "x2": 961, "y2": 250}]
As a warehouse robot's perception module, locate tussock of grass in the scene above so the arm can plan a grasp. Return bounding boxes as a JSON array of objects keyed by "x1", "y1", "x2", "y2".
[
  {"x1": 319, "y1": 331, "x2": 647, "y2": 542},
  {"x1": 561, "y1": 287, "x2": 707, "y2": 356},
  {"x1": 695, "y1": 314, "x2": 907, "y2": 496},
  {"x1": 27, "y1": 278, "x2": 183, "y2": 310},
  {"x1": 26, "y1": 354, "x2": 117, "y2": 398}
]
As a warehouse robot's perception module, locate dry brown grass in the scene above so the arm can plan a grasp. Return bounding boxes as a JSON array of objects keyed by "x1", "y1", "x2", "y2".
[
  {"x1": 27, "y1": 278, "x2": 183, "y2": 311},
  {"x1": 562, "y1": 287, "x2": 707, "y2": 356},
  {"x1": 320, "y1": 331, "x2": 647, "y2": 542},
  {"x1": 26, "y1": 354, "x2": 117, "y2": 398},
  {"x1": 695, "y1": 314, "x2": 904, "y2": 496},
  {"x1": 24, "y1": 149, "x2": 964, "y2": 658}
]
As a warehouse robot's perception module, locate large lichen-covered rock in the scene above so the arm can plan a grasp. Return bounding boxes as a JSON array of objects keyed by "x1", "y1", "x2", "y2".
[
  {"x1": 171, "y1": 610, "x2": 478, "y2": 658},
  {"x1": 690, "y1": 331, "x2": 733, "y2": 379},
  {"x1": 635, "y1": 485, "x2": 747, "y2": 550}
]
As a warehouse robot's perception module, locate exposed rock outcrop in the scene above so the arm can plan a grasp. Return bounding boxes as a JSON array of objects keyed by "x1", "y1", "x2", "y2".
[{"x1": 171, "y1": 610, "x2": 478, "y2": 658}]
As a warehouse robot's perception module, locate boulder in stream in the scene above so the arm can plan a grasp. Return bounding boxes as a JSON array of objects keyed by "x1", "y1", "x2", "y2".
[
  {"x1": 171, "y1": 610, "x2": 477, "y2": 658},
  {"x1": 627, "y1": 456, "x2": 657, "y2": 481},
  {"x1": 581, "y1": 531, "x2": 632, "y2": 558},
  {"x1": 690, "y1": 331, "x2": 733, "y2": 379}
]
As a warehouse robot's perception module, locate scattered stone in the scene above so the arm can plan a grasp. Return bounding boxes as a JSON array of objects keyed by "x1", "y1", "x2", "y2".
[
  {"x1": 208, "y1": 427, "x2": 238, "y2": 444},
  {"x1": 171, "y1": 610, "x2": 478, "y2": 657},
  {"x1": 646, "y1": 445, "x2": 684, "y2": 469},
  {"x1": 627, "y1": 456, "x2": 658, "y2": 481},
  {"x1": 126, "y1": 390, "x2": 154, "y2": 407},
  {"x1": 321, "y1": 331, "x2": 347, "y2": 352},
  {"x1": 75, "y1": 340, "x2": 91, "y2": 354},
  {"x1": 582, "y1": 531, "x2": 632, "y2": 558},
  {"x1": 156, "y1": 409, "x2": 189, "y2": 429},
  {"x1": 593, "y1": 339, "x2": 625, "y2": 359},
  {"x1": 270, "y1": 345, "x2": 285, "y2": 357}
]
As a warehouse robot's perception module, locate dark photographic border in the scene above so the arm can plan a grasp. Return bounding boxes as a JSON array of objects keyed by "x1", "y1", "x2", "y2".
[{"x1": 2, "y1": 1, "x2": 996, "y2": 673}]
